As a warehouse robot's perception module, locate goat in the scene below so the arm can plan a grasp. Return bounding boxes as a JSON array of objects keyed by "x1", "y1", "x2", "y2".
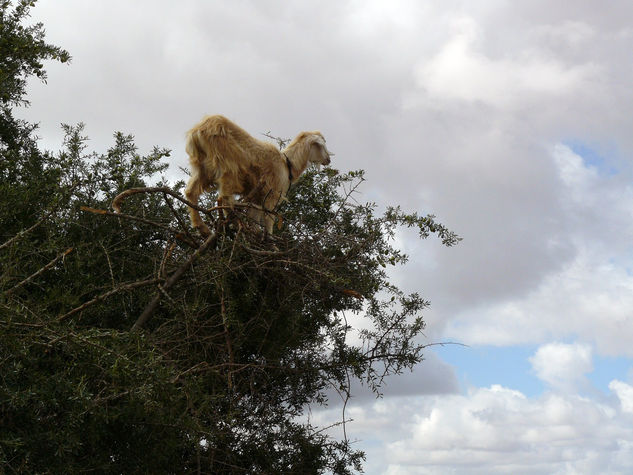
[{"x1": 184, "y1": 115, "x2": 332, "y2": 236}]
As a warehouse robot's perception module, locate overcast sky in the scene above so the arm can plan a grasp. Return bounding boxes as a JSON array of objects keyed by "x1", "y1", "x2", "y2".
[{"x1": 19, "y1": 1, "x2": 633, "y2": 473}]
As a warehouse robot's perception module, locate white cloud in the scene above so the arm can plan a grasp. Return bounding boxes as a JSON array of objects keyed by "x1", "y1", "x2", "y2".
[
  {"x1": 413, "y1": 16, "x2": 599, "y2": 108},
  {"x1": 441, "y1": 143, "x2": 633, "y2": 354},
  {"x1": 340, "y1": 383, "x2": 633, "y2": 474},
  {"x1": 444, "y1": 249, "x2": 633, "y2": 354},
  {"x1": 610, "y1": 380, "x2": 633, "y2": 415},
  {"x1": 317, "y1": 344, "x2": 633, "y2": 474},
  {"x1": 533, "y1": 20, "x2": 595, "y2": 47},
  {"x1": 321, "y1": 352, "x2": 460, "y2": 407},
  {"x1": 529, "y1": 342, "x2": 593, "y2": 392}
]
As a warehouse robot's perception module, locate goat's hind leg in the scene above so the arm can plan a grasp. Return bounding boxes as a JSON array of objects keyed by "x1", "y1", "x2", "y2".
[{"x1": 185, "y1": 174, "x2": 211, "y2": 237}]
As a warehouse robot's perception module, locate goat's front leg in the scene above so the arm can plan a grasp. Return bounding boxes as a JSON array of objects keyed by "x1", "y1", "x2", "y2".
[
  {"x1": 217, "y1": 194, "x2": 236, "y2": 218},
  {"x1": 263, "y1": 213, "x2": 275, "y2": 237},
  {"x1": 262, "y1": 191, "x2": 284, "y2": 237},
  {"x1": 218, "y1": 194, "x2": 242, "y2": 233}
]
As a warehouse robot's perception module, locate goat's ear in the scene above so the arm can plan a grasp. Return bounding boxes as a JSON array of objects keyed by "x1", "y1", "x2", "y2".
[
  {"x1": 308, "y1": 133, "x2": 325, "y2": 147},
  {"x1": 309, "y1": 133, "x2": 333, "y2": 162}
]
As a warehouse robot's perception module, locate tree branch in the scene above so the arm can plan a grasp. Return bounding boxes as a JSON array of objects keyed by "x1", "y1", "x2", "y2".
[
  {"x1": 57, "y1": 277, "x2": 164, "y2": 322},
  {"x1": 131, "y1": 231, "x2": 219, "y2": 332},
  {"x1": 3, "y1": 248, "x2": 73, "y2": 296}
]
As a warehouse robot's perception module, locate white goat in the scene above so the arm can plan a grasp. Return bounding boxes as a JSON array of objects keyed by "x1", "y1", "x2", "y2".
[{"x1": 184, "y1": 115, "x2": 332, "y2": 236}]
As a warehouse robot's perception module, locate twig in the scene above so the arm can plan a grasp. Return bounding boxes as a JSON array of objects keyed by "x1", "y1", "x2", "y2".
[
  {"x1": 156, "y1": 284, "x2": 177, "y2": 306},
  {"x1": 240, "y1": 245, "x2": 291, "y2": 257},
  {"x1": 3, "y1": 248, "x2": 73, "y2": 296},
  {"x1": 112, "y1": 187, "x2": 200, "y2": 213},
  {"x1": 262, "y1": 131, "x2": 290, "y2": 149},
  {"x1": 220, "y1": 284, "x2": 234, "y2": 390},
  {"x1": 227, "y1": 224, "x2": 241, "y2": 266},
  {"x1": 170, "y1": 361, "x2": 211, "y2": 383},
  {"x1": 81, "y1": 206, "x2": 200, "y2": 248},
  {"x1": 131, "y1": 231, "x2": 219, "y2": 332},
  {"x1": 312, "y1": 418, "x2": 355, "y2": 435},
  {"x1": 81, "y1": 206, "x2": 174, "y2": 233},
  {"x1": 112, "y1": 186, "x2": 264, "y2": 217},
  {"x1": 340, "y1": 311, "x2": 351, "y2": 446},
  {"x1": 99, "y1": 241, "x2": 116, "y2": 288},
  {"x1": 159, "y1": 240, "x2": 177, "y2": 279},
  {"x1": 0, "y1": 214, "x2": 50, "y2": 250},
  {"x1": 57, "y1": 278, "x2": 164, "y2": 322},
  {"x1": 162, "y1": 191, "x2": 197, "y2": 243},
  {"x1": 421, "y1": 341, "x2": 470, "y2": 349}
]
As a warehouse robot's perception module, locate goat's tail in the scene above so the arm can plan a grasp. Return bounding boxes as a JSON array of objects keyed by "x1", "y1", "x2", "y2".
[
  {"x1": 185, "y1": 128, "x2": 207, "y2": 165},
  {"x1": 185, "y1": 127, "x2": 217, "y2": 189},
  {"x1": 185, "y1": 116, "x2": 229, "y2": 164},
  {"x1": 186, "y1": 117, "x2": 242, "y2": 183},
  {"x1": 185, "y1": 122, "x2": 228, "y2": 197}
]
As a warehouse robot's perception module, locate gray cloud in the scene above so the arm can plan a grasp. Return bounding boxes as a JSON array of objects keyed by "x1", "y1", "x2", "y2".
[
  {"x1": 324, "y1": 349, "x2": 460, "y2": 407},
  {"x1": 15, "y1": 1, "x2": 633, "y2": 471}
]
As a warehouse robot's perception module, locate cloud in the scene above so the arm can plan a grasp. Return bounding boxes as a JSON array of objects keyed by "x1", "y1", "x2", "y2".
[
  {"x1": 324, "y1": 349, "x2": 460, "y2": 407},
  {"x1": 533, "y1": 20, "x2": 595, "y2": 47},
  {"x1": 444, "y1": 247, "x2": 633, "y2": 355},
  {"x1": 529, "y1": 342, "x2": 593, "y2": 392},
  {"x1": 313, "y1": 343, "x2": 633, "y2": 474},
  {"x1": 334, "y1": 379, "x2": 633, "y2": 474},
  {"x1": 378, "y1": 386, "x2": 632, "y2": 474},
  {"x1": 610, "y1": 380, "x2": 633, "y2": 414},
  {"x1": 435, "y1": 142, "x2": 633, "y2": 353},
  {"x1": 413, "y1": 17, "x2": 600, "y2": 109}
]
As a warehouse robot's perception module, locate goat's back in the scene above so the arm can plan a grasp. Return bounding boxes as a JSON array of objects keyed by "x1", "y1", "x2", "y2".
[
  {"x1": 187, "y1": 115, "x2": 278, "y2": 160},
  {"x1": 185, "y1": 115, "x2": 285, "y2": 195}
]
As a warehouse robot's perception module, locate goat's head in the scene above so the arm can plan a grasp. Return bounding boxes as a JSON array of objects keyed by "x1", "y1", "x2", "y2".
[
  {"x1": 306, "y1": 132, "x2": 332, "y2": 166},
  {"x1": 284, "y1": 131, "x2": 333, "y2": 167}
]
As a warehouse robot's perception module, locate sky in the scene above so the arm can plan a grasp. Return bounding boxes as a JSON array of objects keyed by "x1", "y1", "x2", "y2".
[{"x1": 17, "y1": 1, "x2": 633, "y2": 473}]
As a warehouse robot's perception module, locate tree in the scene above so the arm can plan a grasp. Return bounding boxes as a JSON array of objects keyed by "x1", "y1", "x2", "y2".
[
  {"x1": 1, "y1": 0, "x2": 70, "y2": 246},
  {"x1": 0, "y1": 2, "x2": 460, "y2": 473}
]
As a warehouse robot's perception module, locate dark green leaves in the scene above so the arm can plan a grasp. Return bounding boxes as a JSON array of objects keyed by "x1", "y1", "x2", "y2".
[{"x1": 0, "y1": 0, "x2": 70, "y2": 107}]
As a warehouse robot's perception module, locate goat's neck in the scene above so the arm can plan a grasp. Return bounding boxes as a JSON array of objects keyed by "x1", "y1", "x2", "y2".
[{"x1": 281, "y1": 146, "x2": 310, "y2": 183}]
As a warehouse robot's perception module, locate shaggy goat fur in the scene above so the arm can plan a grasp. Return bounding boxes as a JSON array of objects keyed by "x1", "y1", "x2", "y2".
[{"x1": 184, "y1": 115, "x2": 332, "y2": 236}]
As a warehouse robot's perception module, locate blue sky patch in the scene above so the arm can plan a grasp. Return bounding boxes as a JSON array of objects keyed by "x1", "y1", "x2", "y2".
[
  {"x1": 589, "y1": 354, "x2": 633, "y2": 390},
  {"x1": 434, "y1": 344, "x2": 633, "y2": 397},
  {"x1": 564, "y1": 139, "x2": 618, "y2": 176},
  {"x1": 433, "y1": 344, "x2": 544, "y2": 397}
]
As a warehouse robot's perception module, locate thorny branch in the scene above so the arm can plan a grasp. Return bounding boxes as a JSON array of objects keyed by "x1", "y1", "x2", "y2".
[
  {"x1": 3, "y1": 248, "x2": 74, "y2": 296},
  {"x1": 131, "y1": 230, "x2": 219, "y2": 332},
  {"x1": 57, "y1": 278, "x2": 165, "y2": 322}
]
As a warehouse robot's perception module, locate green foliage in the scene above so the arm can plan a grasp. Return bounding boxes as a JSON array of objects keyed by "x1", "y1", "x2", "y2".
[
  {"x1": 0, "y1": 2, "x2": 460, "y2": 472},
  {"x1": 1, "y1": 0, "x2": 71, "y2": 244},
  {"x1": 0, "y1": 0, "x2": 70, "y2": 107},
  {"x1": 2, "y1": 131, "x2": 458, "y2": 472},
  {"x1": 1, "y1": 326, "x2": 192, "y2": 473}
]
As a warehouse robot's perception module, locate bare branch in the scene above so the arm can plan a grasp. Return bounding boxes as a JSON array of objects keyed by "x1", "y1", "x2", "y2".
[
  {"x1": 0, "y1": 214, "x2": 50, "y2": 251},
  {"x1": 131, "y1": 230, "x2": 219, "y2": 332},
  {"x1": 112, "y1": 186, "x2": 200, "y2": 213},
  {"x1": 57, "y1": 277, "x2": 164, "y2": 322},
  {"x1": 3, "y1": 248, "x2": 73, "y2": 296}
]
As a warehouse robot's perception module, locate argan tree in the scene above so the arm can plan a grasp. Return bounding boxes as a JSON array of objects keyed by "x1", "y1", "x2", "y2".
[{"x1": 0, "y1": 2, "x2": 460, "y2": 473}]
